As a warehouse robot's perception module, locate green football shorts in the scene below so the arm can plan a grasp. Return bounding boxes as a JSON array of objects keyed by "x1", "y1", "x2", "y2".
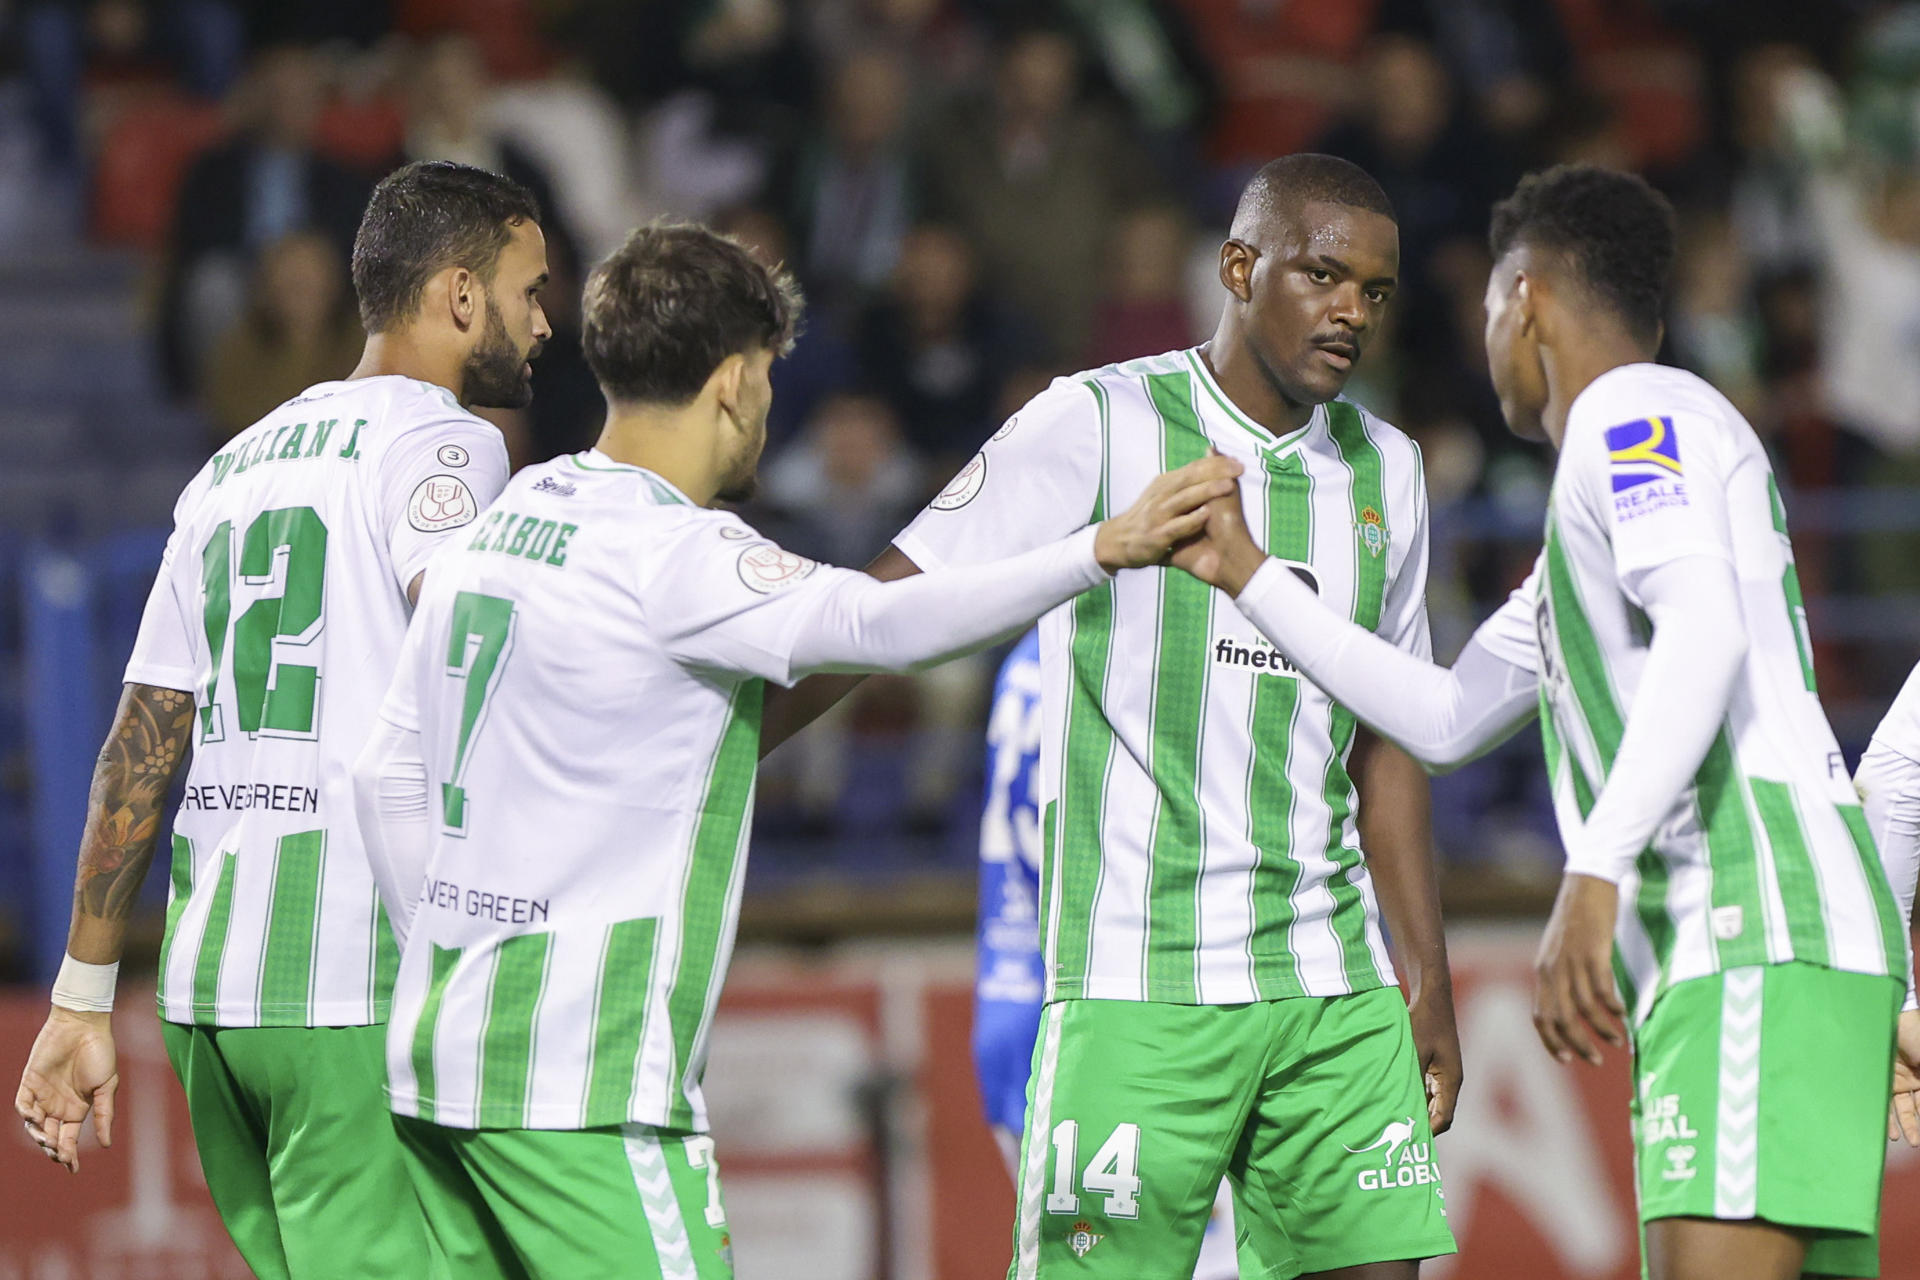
[
  {"x1": 1629, "y1": 962, "x2": 1901, "y2": 1278},
  {"x1": 160, "y1": 1021, "x2": 430, "y2": 1279},
  {"x1": 393, "y1": 1116, "x2": 735, "y2": 1279},
  {"x1": 1008, "y1": 989, "x2": 1456, "y2": 1279}
]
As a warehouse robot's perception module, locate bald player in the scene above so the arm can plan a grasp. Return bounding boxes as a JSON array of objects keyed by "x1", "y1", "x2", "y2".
[{"x1": 776, "y1": 154, "x2": 1461, "y2": 1277}]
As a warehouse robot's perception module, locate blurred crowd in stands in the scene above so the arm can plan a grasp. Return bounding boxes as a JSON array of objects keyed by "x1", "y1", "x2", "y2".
[{"x1": 8, "y1": 0, "x2": 1920, "y2": 884}]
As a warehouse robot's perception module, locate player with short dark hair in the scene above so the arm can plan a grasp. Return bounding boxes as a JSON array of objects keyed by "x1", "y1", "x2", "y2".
[
  {"x1": 791, "y1": 151, "x2": 1462, "y2": 1278},
  {"x1": 579, "y1": 221, "x2": 803, "y2": 408},
  {"x1": 350, "y1": 219, "x2": 1242, "y2": 1277},
  {"x1": 1185, "y1": 162, "x2": 1909, "y2": 1280},
  {"x1": 14, "y1": 158, "x2": 550, "y2": 1278}
]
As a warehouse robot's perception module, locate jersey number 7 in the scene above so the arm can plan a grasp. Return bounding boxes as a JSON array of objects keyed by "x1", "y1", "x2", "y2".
[{"x1": 441, "y1": 591, "x2": 517, "y2": 836}]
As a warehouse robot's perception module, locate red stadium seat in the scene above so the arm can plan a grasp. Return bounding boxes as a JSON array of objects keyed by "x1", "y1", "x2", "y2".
[{"x1": 89, "y1": 90, "x2": 228, "y2": 249}]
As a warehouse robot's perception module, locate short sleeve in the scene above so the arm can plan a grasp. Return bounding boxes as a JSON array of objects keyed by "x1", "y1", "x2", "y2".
[
  {"x1": 378, "y1": 417, "x2": 510, "y2": 593},
  {"x1": 123, "y1": 525, "x2": 199, "y2": 691},
  {"x1": 1568, "y1": 408, "x2": 1735, "y2": 599},
  {"x1": 641, "y1": 514, "x2": 860, "y2": 687},
  {"x1": 893, "y1": 378, "x2": 1102, "y2": 571},
  {"x1": 1378, "y1": 439, "x2": 1433, "y2": 660},
  {"x1": 1473, "y1": 557, "x2": 1544, "y2": 675}
]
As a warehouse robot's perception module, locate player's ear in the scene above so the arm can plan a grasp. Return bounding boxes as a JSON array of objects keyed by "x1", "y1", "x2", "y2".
[
  {"x1": 445, "y1": 265, "x2": 479, "y2": 332},
  {"x1": 1218, "y1": 240, "x2": 1256, "y2": 303},
  {"x1": 1512, "y1": 271, "x2": 1536, "y2": 337},
  {"x1": 711, "y1": 352, "x2": 748, "y2": 419}
]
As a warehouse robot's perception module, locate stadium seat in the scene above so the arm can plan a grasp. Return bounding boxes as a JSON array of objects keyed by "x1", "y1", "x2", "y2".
[{"x1": 89, "y1": 90, "x2": 227, "y2": 249}]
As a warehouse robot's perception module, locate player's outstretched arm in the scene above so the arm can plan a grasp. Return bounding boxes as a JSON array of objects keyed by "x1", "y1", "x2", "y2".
[
  {"x1": 17, "y1": 682, "x2": 194, "y2": 1172},
  {"x1": 1172, "y1": 483, "x2": 1538, "y2": 770},
  {"x1": 780, "y1": 456, "x2": 1242, "y2": 678},
  {"x1": 759, "y1": 546, "x2": 921, "y2": 759}
]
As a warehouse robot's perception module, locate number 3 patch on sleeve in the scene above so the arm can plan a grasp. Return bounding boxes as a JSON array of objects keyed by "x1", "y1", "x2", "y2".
[{"x1": 409, "y1": 474, "x2": 480, "y2": 532}]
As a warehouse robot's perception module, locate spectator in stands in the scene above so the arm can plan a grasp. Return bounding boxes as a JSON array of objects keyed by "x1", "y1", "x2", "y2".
[
  {"x1": 19, "y1": 0, "x2": 245, "y2": 174},
  {"x1": 1085, "y1": 204, "x2": 1197, "y2": 367},
  {"x1": 1670, "y1": 208, "x2": 1763, "y2": 420},
  {"x1": 396, "y1": 33, "x2": 579, "y2": 272},
  {"x1": 154, "y1": 44, "x2": 370, "y2": 399},
  {"x1": 778, "y1": 45, "x2": 918, "y2": 312},
  {"x1": 198, "y1": 229, "x2": 361, "y2": 442},
  {"x1": 852, "y1": 223, "x2": 1028, "y2": 466},
  {"x1": 1175, "y1": 0, "x2": 1376, "y2": 175},
  {"x1": 715, "y1": 204, "x2": 857, "y2": 451},
  {"x1": 799, "y1": 0, "x2": 986, "y2": 103},
  {"x1": 1416, "y1": 0, "x2": 1574, "y2": 163},
  {"x1": 921, "y1": 20, "x2": 1145, "y2": 361},
  {"x1": 760, "y1": 391, "x2": 924, "y2": 569},
  {"x1": 1318, "y1": 35, "x2": 1509, "y2": 405}
]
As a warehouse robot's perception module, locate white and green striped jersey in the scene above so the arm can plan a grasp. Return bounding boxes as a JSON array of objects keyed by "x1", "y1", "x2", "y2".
[
  {"x1": 897, "y1": 348, "x2": 1431, "y2": 1005},
  {"x1": 381, "y1": 452, "x2": 845, "y2": 1132},
  {"x1": 124, "y1": 376, "x2": 508, "y2": 1027},
  {"x1": 1489, "y1": 362, "x2": 1907, "y2": 1023}
]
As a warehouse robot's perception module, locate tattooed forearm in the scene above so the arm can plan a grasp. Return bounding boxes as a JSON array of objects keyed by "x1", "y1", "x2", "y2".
[{"x1": 69, "y1": 684, "x2": 194, "y2": 951}]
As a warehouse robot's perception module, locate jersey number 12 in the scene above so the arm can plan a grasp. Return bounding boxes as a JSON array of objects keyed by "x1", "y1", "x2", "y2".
[{"x1": 199, "y1": 507, "x2": 327, "y2": 743}]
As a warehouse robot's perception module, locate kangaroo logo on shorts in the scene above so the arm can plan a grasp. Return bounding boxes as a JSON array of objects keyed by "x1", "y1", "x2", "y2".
[
  {"x1": 1345, "y1": 1117, "x2": 1443, "y2": 1193},
  {"x1": 1344, "y1": 1116, "x2": 1416, "y2": 1167},
  {"x1": 1067, "y1": 1221, "x2": 1103, "y2": 1258}
]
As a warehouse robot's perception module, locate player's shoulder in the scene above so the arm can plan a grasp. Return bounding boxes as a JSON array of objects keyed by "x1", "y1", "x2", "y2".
[
  {"x1": 1331, "y1": 394, "x2": 1426, "y2": 491},
  {"x1": 1037, "y1": 348, "x2": 1196, "y2": 415},
  {"x1": 370, "y1": 377, "x2": 503, "y2": 450},
  {"x1": 1567, "y1": 362, "x2": 1745, "y2": 447}
]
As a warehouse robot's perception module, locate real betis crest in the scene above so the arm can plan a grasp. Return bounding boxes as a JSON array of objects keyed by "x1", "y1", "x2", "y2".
[
  {"x1": 1357, "y1": 505, "x2": 1387, "y2": 559},
  {"x1": 1068, "y1": 1221, "x2": 1104, "y2": 1258}
]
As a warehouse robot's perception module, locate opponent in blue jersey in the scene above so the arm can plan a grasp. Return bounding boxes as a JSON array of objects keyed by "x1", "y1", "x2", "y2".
[{"x1": 973, "y1": 632, "x2": 1237, "y2": 1278}]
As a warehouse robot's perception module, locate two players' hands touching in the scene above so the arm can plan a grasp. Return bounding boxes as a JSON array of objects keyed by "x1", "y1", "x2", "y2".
[
  {"x1": 1093, "y1": 450, "x2": 1268, "y2": 595},
  {"x1": 1092, "y1": 455, "x2": 1243, "y2": 572},
  {"x1": 16, "y1": 1007, "x2": 117, "y2": 1173}
]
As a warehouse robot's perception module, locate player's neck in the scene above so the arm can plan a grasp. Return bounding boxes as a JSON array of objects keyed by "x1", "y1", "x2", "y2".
[
  {"x1": 349, "y1": 332, "x2": 469, "y2": 404},
  {"x1": 1538, "y1": 335, "x2": 1655, "y2": 450},
  {"x1": 595, "y1": 406, "x2": 722, "y2": 507},
  {"x1": 1200, "y1": 333, "x2": 1316, "y2": 435}
]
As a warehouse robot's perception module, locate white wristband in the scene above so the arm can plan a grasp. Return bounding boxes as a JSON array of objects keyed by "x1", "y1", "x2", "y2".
[{"x1": 51, "y1": 955, "x2": 118, "y2": 1013}]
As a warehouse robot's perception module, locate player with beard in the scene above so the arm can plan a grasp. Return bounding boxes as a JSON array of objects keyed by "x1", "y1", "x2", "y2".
[
  {"x1": 1180, "y1": 165, "x2": 1909, "y2": 1280},
  {"x1": 15, "y1": 160, "x2": 549, "y2": 1278},
  {"x1": 348, "y1": 222, "x2": 1241, "y2": 1277}
]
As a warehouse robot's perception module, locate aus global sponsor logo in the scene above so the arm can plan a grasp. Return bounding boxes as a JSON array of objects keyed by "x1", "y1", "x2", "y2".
[
  {"x1": 1346, "y1": 1117, "x2": 1442, "y2": 1193},
  {"x1": 1605, "y1": 416, "x2": 1688, "y2": 521}
]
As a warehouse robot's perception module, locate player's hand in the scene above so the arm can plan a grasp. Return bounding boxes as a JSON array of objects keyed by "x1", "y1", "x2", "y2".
[
  {"x1": 1409, "y1": 987, "x2": 1463, "y2": 1135},
  {"x1": 1532, "y1": 873, "x2": 1626, "y2": 1066},
  {"x1": 1890, "y1": 1008, "x2": 1920, "y2": 1145},
  {"x1": 1168, "y1": 455, "x2": 1267, "y2": 597},
  {"x1": 15, "y1": 1007, "x2": 118, "y2": 1173},
  {"x1": 1093, "y1": 455, "x2": 1243, "y2": 572}
]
